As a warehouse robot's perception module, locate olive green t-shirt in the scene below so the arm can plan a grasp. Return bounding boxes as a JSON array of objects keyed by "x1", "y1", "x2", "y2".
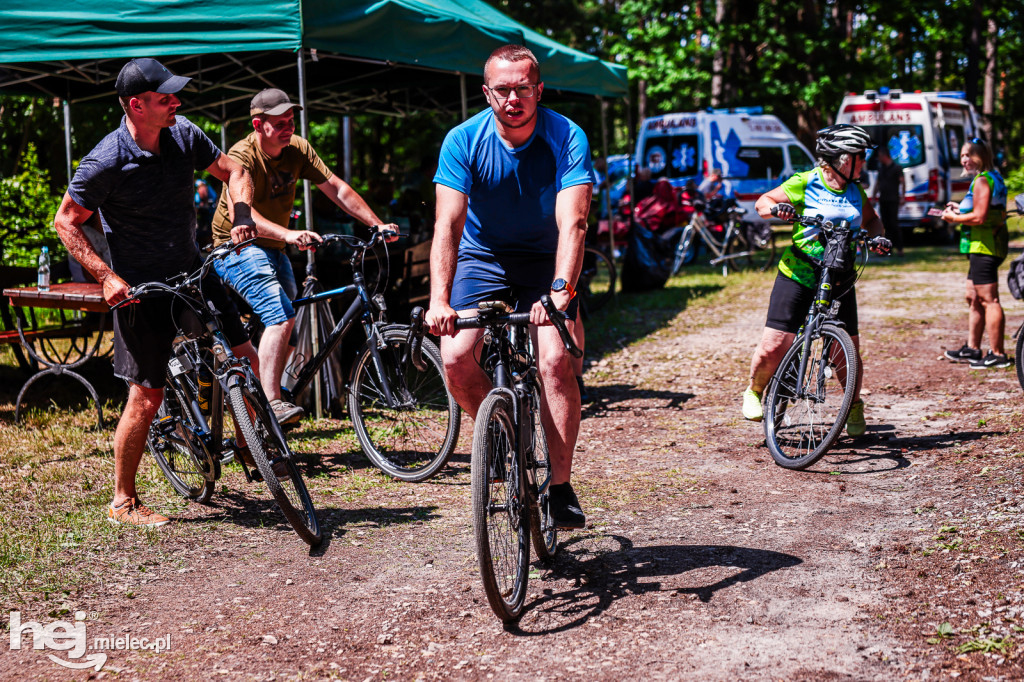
[{"x1": 211, "y1": 133, "x2": 331, "y2": 247}]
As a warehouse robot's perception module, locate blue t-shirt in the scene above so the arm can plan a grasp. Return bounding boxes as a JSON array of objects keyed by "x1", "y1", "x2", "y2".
[
  {"x1": 68, "y1": 115, "x2": 221, "y2": 285},
  {"x1": 434, "y1": 107, "x2": 595, "y2": 256}
]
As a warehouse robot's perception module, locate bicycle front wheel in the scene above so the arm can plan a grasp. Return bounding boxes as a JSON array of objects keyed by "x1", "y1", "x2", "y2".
[
  {"x1": 349, "y1": 326, "x2": 461, "y2": 482},
  {"x1": 526, "y1": 387, "x2": 557, "y2": 561},
  {"x1": 148, "y1": 375, "x2": 216, "y2": 504},
  {"x1": 671, "y1": 226, "x2": 696, "y2": 276},
  {"x1": 578, "y1": 247, "x2": 616, "y2": 315},
  {"x1": 472, "y1": 392, "x2": 530, "y2": 623},
  {"x1": 763, "y1": 323, "x2": 858, "y2": 469},
  {"x1": 228, "y1": 381, "x2": 322, "y2": 546}
]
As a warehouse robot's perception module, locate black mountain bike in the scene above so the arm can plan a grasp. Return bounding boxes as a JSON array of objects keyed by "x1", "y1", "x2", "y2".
[
  {"x1": 762, "y1": 211, "x2": 889, "y2": 470},
  {"x1": 281, "y1": 231, "x2": 461, "y2": 482},
  {"x1": 117, "y1": 240, "x2": 321, "y2": 546},
  {"x1": 440, "y1": 296, "x2": 582, "y2": 623}
]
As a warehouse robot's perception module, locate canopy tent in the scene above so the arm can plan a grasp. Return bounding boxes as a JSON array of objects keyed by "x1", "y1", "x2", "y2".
[{"x1": 0, "y1": 0, "x2": 628, "y2": 122}]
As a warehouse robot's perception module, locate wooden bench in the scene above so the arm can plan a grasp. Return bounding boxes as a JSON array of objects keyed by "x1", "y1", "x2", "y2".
[{"x1": 397, "y1": 239, "x2": 432, "y2": 308}]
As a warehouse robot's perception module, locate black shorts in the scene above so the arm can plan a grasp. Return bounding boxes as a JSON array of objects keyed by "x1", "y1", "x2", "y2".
[
  {"x1": 113, "y1": 272, "x2": 249, "y2": 389},
  {"x1": 967, "y1": 253, "x2": 1004, "y2": 286},
  {"x1": 765, "y1": 271, "x2": 859, "y2": 337},
  {"x1": 450, "y1": 249, "x2": 579, "y2": 320}
]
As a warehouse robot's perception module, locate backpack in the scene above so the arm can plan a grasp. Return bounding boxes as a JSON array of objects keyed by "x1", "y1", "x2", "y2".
[{"x1": 621, "y1": 223, "x2": 675, "y2": 292}]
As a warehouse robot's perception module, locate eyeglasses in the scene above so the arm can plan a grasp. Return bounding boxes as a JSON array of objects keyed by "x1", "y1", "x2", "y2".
[
  {"x1": 486, "y1": 84, "x2": 538, "y2": 101},
  {"x1": 970, "y1": 137, "x2": 983, "y2": 145}
]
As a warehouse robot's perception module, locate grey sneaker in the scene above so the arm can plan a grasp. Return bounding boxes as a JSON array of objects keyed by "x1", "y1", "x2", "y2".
[
  {"x1": 969, "y1": 352, "x2": 1012, "y2": 370},
  {"x1": 270, "y1": 399, "x2": 304, "y2": 425},
  {"x1": 944, "y1": 344, "x2": 982, "y2": 363}
]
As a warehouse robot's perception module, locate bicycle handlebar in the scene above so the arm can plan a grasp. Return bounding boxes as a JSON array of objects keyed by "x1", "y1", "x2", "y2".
[
  {"x1": 409, "y1": 306, "x2": 428, "y2": 372},
  {"x1": 769, "y1": 206, "x2": 891, "y2": 257},
  {"x1": 111, "y1": 237, "x2": 261, "y2": 310},
  {"x1": 316, "y1": 228, "x2": 402, "y2": 251},
  {"x1": 453, "y1": 295, "x2": 583, "y2": 358}
]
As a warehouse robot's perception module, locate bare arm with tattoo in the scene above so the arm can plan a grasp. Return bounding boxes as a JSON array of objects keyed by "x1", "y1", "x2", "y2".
[{"x1": 53, "y1": 194, "x2": 129, "y2": 306}]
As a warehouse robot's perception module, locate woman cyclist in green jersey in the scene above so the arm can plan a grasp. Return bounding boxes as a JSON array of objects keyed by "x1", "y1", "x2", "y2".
[
  {"x1": 741, "y1": 124, "x2": 890, "y2": 436},
  {"x1": 941, "y1": 137, "x2": 1011, "y2": 369}
]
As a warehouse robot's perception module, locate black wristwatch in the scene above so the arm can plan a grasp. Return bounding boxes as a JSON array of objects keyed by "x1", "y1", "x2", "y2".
[{"x1": 551, "y1": 278, "x2": 577, "y2": 299}]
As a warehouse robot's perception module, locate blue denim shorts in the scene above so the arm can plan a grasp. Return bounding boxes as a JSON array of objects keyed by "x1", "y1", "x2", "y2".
[
  {"x1": 450, "y1": 249, "x2": 578, "y2": 319},
  {"x1": 214, "y1": 245, "x2": 298, "y2": 327}
]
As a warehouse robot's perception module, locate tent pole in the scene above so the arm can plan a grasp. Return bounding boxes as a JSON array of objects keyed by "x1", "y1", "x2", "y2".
[
  {"x1": 599, "y1": 97, "x2": 614, "y2": 281},
  {"x1": 63, "y1": 97, "x2": 72, "y2": 185},
  {"x1": 460, "y1": 74, "x2": 468, "y2": 121},
  {"x1": 220, "y1": 101, "x2": 228, "y2": 152},
  {"x1": 297, "y1": 50, "x2": 323, "y2": 420},
  {"x1": 343, "y1": 116, "x2": 352, "y2": 183}
]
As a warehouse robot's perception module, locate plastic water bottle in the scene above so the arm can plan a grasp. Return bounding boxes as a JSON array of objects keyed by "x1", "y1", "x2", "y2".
[{"x1": 37, "y1": 246, "x2": 51, "y2": 291}]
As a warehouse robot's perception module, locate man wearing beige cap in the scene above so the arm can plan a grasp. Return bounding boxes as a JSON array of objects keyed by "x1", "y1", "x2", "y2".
[{"x1": 211, "y1": 88, "x2": 398, "y2": 425}]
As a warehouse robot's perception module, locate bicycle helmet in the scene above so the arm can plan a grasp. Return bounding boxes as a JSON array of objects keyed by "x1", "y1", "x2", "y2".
[{"x1": 815, "y1": 124, "x2": 876, "y2": 159}]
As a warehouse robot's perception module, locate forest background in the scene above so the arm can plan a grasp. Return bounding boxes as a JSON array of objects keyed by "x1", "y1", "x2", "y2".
[{"x1": 2, "y1": 0, "x2": 1023, "y2": 266}]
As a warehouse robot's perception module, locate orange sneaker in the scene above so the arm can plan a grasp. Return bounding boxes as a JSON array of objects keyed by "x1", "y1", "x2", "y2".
[{"x1": 107, "y1": 498, "x2": 170, "y2": 527}]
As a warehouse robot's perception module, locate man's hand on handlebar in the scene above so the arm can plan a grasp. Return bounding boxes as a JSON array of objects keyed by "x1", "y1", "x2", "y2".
[
  {"x1": 770, "y1": 202, "x2": 797, "y2": 221},
  {"x1": 376, "y1": 224, "x2": 401, "y2": 243},
  {"x1": 868, "y1": 236, "x2": 892, "y2": 256},
  {"x1": 285, "y1": 230, "x2": 324, "y2": 251},
  {"x1": 100, "y1": 271, "x2": 132, "y2": 307},
  {"x1": 530, "y1": 289, "x2": 572, "y2": 327},
  {"x1": 425, "y1": 302, "x2": 459, "y2": 337}
]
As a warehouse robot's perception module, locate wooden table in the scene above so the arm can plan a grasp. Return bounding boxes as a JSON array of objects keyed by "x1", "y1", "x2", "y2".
[{"x1": 3, "y1": 282, "x2": 110, "y2": 428}]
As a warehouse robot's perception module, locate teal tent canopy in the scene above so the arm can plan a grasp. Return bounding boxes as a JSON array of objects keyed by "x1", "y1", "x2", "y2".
[{"x1": 0, "y1": 0, "x2": 628, "y2": 115}]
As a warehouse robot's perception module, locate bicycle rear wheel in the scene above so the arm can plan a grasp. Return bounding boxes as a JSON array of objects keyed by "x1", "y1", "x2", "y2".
[
  {"x1": 763, "y1": 323, "x2": 858, "y2": 469},
  {"x1": 472, "y1": 392, "x2": 530, "y2": 623},
  {"x1": 228, "y1": 380, "x2": 322, "y2": 546},
  {"x1": 148, "y1": 374, "x2": 216, "y2": 504},
  {"x1": 1015, "y1": 324, "x2": 1024, "y2": 392},
  {"x1": 731, "y1": 222, "x2": 777, "y2": 272},
  {"x1": 578, "y1": 247, "x2": 616, "y2": 315},
  {"x1": 526, "y1": 387, "x2": 557, "y2": 561},
  {"x1": 349, "y1": 326, "x2": 461, "y2": 482}
]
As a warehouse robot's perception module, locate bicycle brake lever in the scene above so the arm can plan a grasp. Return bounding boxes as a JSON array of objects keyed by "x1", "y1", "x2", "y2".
[
  {"x1": 540, "y1": 294, "x2": 583, "y2": 358},
  {"x1": 408, "y1": 306, "x2": 428, "y2": 372}
]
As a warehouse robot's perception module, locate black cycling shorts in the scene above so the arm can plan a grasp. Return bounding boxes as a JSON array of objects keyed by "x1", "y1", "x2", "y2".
[
  {"x1": 967, "y1": 253, "x2": 1004, "y2": 286},
  {"x1": 113, "y1": 271, "x2": 248, "y2": 389},
  {"x1": 764, "y1": 271, "x2": 859, "y2": 337}
]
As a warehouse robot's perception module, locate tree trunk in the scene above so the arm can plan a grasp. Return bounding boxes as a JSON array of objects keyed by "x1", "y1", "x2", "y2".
[
  {"x1": 964, "y1": 0, "x2": 982, "y2": 105},
  {"x1": 710, "y1": 0, "x2": 727, "y2": 107},
  {"x1": 981, "y1": 16, "x2": 996, "y2": 141}
]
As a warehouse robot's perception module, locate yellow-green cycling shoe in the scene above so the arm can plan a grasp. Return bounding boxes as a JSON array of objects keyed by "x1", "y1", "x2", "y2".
[
  {"x1": 742, "y1": 388, "x2": 763, "y2": 422},
  {"x1": 846, "y1": 399, "x2": 866, "y2": 437}
]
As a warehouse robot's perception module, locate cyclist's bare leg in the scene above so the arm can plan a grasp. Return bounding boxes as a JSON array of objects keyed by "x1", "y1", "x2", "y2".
[
  {"x1": 966, "y1": 280, "x2": 983, "y2": 350},
  {"x1": 113, "y1": 383, "x2": 164, "y2": 506},
  {"x1": 974, "y1": 282, "x2": 1005, "y2": 355},
  {"x1": 533, "y1": 323, "x2": 581, "y2": 485},
  {"x1": 439, "y1": 321, "x2": 490, "y2": 420},
  {"x1": 256, "y1": 319, "x2": 293, "y2": 402},
  {"x1": 748, "y1": 327, "x2": 795, "y2": 394},
  {"x1": 571, "y1": 318, "x2": 585, "y2": 377}
]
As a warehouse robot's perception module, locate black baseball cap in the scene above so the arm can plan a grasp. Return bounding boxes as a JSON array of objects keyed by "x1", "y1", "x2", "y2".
[
  {"x1": 250, "y1": 88, "x2": 303, "y2": 117},
  {"x1": 115, "y1": 58, "x2": 191, "y2": 98}
]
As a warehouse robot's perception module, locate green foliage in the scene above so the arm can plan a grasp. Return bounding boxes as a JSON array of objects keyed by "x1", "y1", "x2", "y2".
[{"x1": 0, "y1": 143, "x2": 62, "y2": 266}]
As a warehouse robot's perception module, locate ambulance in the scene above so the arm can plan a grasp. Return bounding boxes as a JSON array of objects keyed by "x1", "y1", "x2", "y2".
[
  {"x1": 633, "y1": 107, "x2": 816, "y2": 221},
  {"x1": 835, "y1": 89, "x2": 982, "y2": 237}
]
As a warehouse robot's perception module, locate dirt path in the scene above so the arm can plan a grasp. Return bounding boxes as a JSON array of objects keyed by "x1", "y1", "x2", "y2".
[{"x1": 6, "y1": 266, "x2": 1024, "y2": 681}]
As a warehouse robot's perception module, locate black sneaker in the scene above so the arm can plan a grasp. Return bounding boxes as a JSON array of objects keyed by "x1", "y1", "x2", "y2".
[
  {"x1": 969, "y1": 352, "x2": 1012, "y2": 369},
  {"x1": 548, "y1": 482, "x2": 586, "y2": 529},
  {"x1": 944, "y1": 344, "x2": 982, "y2": 362}
]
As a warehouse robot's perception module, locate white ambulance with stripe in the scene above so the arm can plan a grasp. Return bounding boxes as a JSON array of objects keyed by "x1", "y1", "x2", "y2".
[
  {"x1": 835, "y1": 89, "x2": 982, "y2": 237},
  {"x1": 634, "y1": 108, "x2": 816, "y2": 224}
]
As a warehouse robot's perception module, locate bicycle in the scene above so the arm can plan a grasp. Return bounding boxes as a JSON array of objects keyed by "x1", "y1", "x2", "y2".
[
  {"x1": 577, "y1": 244, "x2": 616, "y2": 318},
  {"x1": 281, "y1": 231, "x2": 461, "y2": 482},
  {"x1": 436, "y1": 295, "x2": 581, "y2": 623},
  {"x1": 761, "y1": 210, "x2": 889, "y2": 470},
  {"x1": 118, "y1": 240, "x2": 321, "y2": 546},
  {"x1": 670, "y1": 199, "x2": 777, "y2": 277}
]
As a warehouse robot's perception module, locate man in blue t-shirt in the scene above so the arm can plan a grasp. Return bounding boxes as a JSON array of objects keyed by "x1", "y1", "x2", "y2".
[
  {"x1": 53, "y1": 58, "x2": 261, "y2": 528},
  {"x1": 426, "y1": 45, "x2": 595, "y2": 528}
]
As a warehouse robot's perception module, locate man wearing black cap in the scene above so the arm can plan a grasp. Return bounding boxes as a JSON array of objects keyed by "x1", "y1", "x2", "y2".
[
  {"x1": 53, "y1": 57, "x2": 261, "y2": 527},
  {"x1": 211, "y1": 87, "x2": 397, "y2": 425}
]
